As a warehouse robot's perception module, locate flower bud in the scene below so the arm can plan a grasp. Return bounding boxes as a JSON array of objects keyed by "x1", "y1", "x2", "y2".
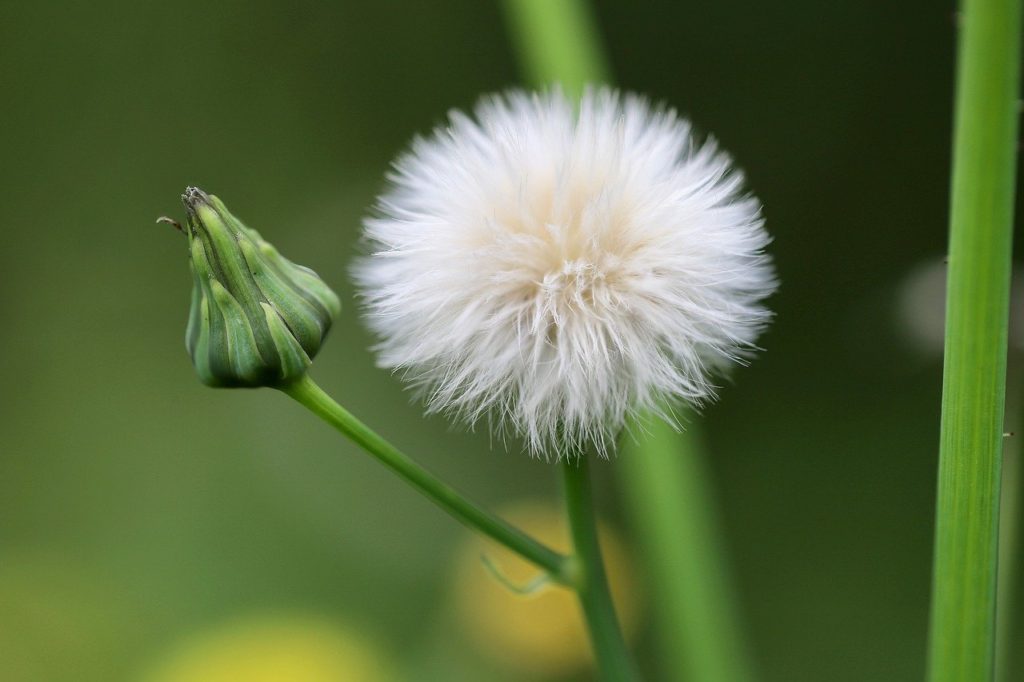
[{"x1": 176, "y1": 187, "x2": 340, "y2": 388}]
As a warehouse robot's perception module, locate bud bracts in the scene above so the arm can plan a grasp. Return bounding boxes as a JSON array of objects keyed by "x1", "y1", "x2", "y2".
[{"x1": 181, "y1": 187, "x2": 340, "y2": 387}]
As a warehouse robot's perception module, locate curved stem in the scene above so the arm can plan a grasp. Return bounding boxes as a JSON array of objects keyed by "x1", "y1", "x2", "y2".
[
  {"x1": 280, "y1": 374, "x2": 572, "y2": 584},
  {"x1": 562, "y1": 455, "x2": 639, "y2": 681}
]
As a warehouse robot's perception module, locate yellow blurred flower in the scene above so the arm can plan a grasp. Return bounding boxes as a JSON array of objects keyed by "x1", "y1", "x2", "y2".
[
  {"x1": 142, "y1": 614, "x2": 394, "y2": 682},
  {"x1": 452, "y1": 500, "x2": 641, "y2": 678}
]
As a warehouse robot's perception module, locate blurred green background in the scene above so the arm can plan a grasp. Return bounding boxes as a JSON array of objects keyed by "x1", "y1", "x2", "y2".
[{"x1": 1, "y1": 1, "x2": 1020, "y2": 680}]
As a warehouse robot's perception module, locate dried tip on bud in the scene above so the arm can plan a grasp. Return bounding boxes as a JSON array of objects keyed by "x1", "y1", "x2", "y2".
[
  {"x1": 175, "y1": 187, "x2": 341, "y2": 388},
  {"x1": 156, "y1": 216, "x2": 183, "y2": 232}
]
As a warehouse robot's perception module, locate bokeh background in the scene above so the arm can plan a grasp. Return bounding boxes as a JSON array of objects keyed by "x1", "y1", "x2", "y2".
[{"x1": 2, "y1": 1, "x2": 1021, "y2": 680}]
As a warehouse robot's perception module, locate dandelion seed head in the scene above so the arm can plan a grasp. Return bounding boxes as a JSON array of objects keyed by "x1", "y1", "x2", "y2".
[{"x1": 355, "y1": 88, "x2": 776, "y2": 457}]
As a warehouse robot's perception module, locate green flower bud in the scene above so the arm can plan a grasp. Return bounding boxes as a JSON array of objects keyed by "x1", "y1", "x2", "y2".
[{"x1": 174, "y1": 187, "x2": 341, "y2": 388}]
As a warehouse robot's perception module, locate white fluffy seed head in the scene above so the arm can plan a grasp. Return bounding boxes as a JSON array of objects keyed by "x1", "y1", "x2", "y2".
[{"x1": 355, "y1": 88, "x2": 777, "y2": 458}]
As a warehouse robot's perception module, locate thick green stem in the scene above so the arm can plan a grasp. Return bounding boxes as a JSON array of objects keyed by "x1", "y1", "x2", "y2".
[
  {"x1": 926, "y1": 0, "x2": 1021, "y2": 678},
  {"x1": 562, "y1": 456, "x2": 638, "y2": 682},
  {"x1": 281, "y1": 374, "x2": 572, "y2": 584},
  {"x1": 621, "y1": 416, "x2": 755, "y2": 682},
  {"x1": 501, "y1": 2, "x2": 755, "y2": 679}
]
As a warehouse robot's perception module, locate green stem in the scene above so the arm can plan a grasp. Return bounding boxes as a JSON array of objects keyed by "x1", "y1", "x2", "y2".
[
  {"x1": 501, "y1": 0, "x2": 611, "y2": 93},
  {"x1": 280, "y1": 374, "x2": 572, "y2": 584},
  {"x1": 926, "y1": 0, "x2": 1021, "y2": 678},
  {"x1": 621, "y1": 416, "x2": 755, "y2": 682},
  {"x1": 562, "y1": 455, "x2": 638, "y2": 682},
  {"x1": 501, "y1": 3, "x2": 755, "y2": 680}
]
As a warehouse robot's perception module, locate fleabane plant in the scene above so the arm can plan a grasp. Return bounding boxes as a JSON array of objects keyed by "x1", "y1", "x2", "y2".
[
  {"x1": 162, "y1": 88, "x2": 776, "y2": 682},
  {"x1": 356, "y1": 88, "x2": 776, "y2": 457}
]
